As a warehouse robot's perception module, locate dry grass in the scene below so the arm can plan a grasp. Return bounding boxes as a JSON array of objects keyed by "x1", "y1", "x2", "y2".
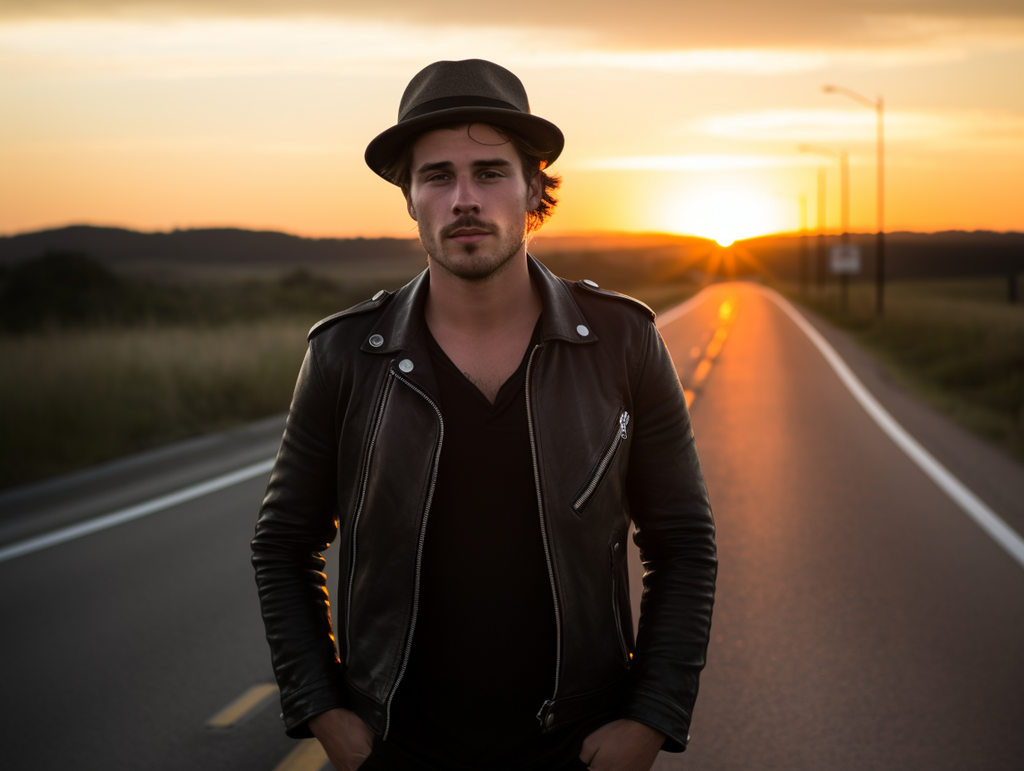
[
  {"x1": 0, "y1": 276, "x2": 701, "y2": 491},
  {"x1": 0, "y1": 320, "x2": 311, "y2": 488}
]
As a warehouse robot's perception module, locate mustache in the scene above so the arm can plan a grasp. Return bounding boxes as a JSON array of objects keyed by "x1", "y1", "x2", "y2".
[{"x1": 441, "y1": 217, "x2": 493, "y2": 237}]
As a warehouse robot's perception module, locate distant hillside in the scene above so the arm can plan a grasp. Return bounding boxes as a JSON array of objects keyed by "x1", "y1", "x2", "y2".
[
  {"x1": 0, "y1": 226, "x2": 425, "y2": 273},
  {"x1": 2, "y1": 225, "x2": 1020, "y2": 284},
  {"x1": 740, "y1": 230, "x2": 1024, "y2": 282}
]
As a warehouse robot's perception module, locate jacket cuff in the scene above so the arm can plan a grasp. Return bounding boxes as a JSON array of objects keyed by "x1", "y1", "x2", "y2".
[
  {"x1": 619, "y1": 687, "x2": 691, "y2": 753},
  {"x1": 280, "y1": 674, "x2": 349, "y2": 739}
]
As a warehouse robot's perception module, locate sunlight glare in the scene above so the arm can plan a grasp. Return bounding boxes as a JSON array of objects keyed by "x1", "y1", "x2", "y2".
[{"x1": 661, "y1": 187, "x2": 785, "y2": 245}]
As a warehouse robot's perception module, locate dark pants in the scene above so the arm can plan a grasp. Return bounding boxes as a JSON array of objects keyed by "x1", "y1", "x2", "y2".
[
  {"x1": 360, "y1": 755, "x2": 588, "y2": 771},
  {"x1": 359, "y1": 738, "x2": 590, "y2": 771}
]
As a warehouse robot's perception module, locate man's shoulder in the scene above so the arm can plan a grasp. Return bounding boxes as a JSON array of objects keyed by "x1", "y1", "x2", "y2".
[
  {"x1": 567, "y1": 277, "x2": 656, "y2": 323},
  {"x1": 307, "y1": 289, "x2": 394, "y2": 342}
]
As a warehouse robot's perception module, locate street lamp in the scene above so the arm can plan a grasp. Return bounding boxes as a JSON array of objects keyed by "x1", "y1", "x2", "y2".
[
  {"x1": 774, "y1": 191, "x2": 810, "y2": 295},
  {"x1": 799, "y1": 144, "x2": 848, "y2": 293},
  {"x1": 823, "y1": 84, "x2": 885, "y2": 316}
]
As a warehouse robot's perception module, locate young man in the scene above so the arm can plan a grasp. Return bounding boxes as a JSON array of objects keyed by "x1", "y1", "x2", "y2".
[{"x1": 252, "y1": 59, "x2": 717, "y2": 771}]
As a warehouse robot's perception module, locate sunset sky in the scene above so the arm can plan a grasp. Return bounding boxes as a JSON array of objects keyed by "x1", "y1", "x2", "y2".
[{"x1": 2, "y1": 1, "x2": 1022, "y2": 243}]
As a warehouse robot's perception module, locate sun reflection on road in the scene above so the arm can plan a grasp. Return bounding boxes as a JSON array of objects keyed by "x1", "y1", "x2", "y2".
[{"x1": 683, "y1": 296, "x2": 738, "y2": 409}]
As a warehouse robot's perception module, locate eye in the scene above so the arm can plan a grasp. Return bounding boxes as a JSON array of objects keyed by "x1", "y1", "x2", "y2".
[
  {"x1": 426, "y1": 172, "x2": 451, "y2": 183},
  {"x1": 479, "y1": 169, "x2": 504, "y2": 180}
]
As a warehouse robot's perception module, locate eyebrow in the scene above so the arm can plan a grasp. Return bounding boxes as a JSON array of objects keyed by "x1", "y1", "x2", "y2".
[{"x1": 415, "y1": 158, "x2": 513, "y2": 175}]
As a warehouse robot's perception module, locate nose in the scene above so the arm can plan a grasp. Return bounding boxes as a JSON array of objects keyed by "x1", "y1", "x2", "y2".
[{"x1": 451, "y1": 176, "x2": 480, "y2": 215}]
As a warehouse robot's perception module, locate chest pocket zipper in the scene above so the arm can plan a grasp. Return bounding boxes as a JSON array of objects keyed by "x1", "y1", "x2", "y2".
[{"x1": 572, "y1": 410, "x2": 629, "y2": 514}]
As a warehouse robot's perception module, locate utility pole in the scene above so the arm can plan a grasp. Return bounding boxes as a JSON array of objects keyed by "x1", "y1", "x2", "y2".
[
  {"x1": 824, "y1": 85, "x2": 885, "y2": 315},
  {"x1": 801, "y1": 144, "x2": 851, "y2": 312},
  {"x1": 817, "y1": 166, "x2": 826, "y2": 293},
  {"x1": 799, "y1": 192, "x2": 809, "y2": 296}
]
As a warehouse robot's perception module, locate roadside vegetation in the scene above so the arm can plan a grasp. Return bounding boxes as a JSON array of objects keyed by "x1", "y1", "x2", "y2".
[
  {"x1": 0, "y1": 249, "x2": 699, "y2": 490},
  {"x1": 0, "y1": 253, "x2": 402, "y2": 489},
  {"x1": 781, "y1": 277, "x2": 1024, "y2": 462}
]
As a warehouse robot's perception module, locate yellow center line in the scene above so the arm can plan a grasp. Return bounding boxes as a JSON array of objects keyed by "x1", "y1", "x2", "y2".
[
  {"x1": 684, "y1": 298, "x2": 736, "y2": 408},
  {"x1": 684, "y1": 389, "x2": 696, "y2": 408},
  {"x1": 272, "y1": 739, "x2": 329, "y2": 771},
  {"x1": 205, "y1": 683, "x2": 279, "y2": 729},
  {"x1": 704, "y1": 327, "x2": 729, "y2": 360},
  {"x1": 692, "y1": 358, "x2": 713, "y2": 386}
]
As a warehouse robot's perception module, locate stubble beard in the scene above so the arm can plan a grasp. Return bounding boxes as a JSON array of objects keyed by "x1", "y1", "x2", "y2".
[{"x1": 421, "y1": 216, "x2": 527, "y2": 283}]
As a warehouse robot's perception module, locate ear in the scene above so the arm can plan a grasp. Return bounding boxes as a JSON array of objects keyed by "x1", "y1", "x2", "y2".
[
  {"x1": 526, "y1": 171, "x2": 543, "y2": 212},
  {"x1": 404, "y1": 190, "x2": 417, "y2": 222}
]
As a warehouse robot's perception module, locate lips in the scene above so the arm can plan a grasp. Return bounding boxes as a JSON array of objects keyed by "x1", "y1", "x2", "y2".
[
  {"x1": 442, "y1": 218, "x2": 493, "y2": 243},
  {"x1": 448, "y1": 228, "x2": 490, "y2": 243}
]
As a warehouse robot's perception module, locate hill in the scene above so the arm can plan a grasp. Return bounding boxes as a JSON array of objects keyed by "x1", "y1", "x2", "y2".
[{"x1": 740, "y1": 230, "x2": 1024, "y2": 283}]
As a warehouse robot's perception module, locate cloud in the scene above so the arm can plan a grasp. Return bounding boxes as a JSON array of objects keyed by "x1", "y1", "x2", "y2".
[
  {"x1": 3, "y1": 1, "x2": 1024, "y2": 52},
  {"x1": 3, "y1": 16, "x2": 1022, "y2": 84},
  {"x1": 689, "y1": 108, "x2": 1024, "y2": 147},
  {"x1": 580, "y1": 155, "x2": 818, "y2": 171}
]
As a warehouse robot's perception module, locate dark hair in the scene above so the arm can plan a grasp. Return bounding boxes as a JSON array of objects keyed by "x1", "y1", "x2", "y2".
[{"x1": 380, "y1": 122, "x2": 561, "y2": 234}]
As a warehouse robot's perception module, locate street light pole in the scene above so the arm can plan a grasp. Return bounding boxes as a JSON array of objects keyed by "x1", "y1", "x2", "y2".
[
  {"x1": 775, "y1": 190, "x2": 810, "y2": 294},
  {"x1": 800, "y1": 144, "x2": 848, "y2": 309},
  {"x1": 798, "y1": 191, "x2": 808, "y2": 296},
  {"x1": 824, "y1": 85, "x2": 885, "y2": 315},
  {"x1": 817, "y1": 166, "x2": 826, "y2": 293}
]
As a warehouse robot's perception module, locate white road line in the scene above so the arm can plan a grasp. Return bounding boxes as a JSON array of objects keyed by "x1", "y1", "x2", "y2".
[
  {"x1": 656, "y1": 290, "x2": 711, "y2": 329},
  {"x1": 760, "y1": 286, "x2": 1024, "y2": 571},
  {"x1": 0, "y1": 458, "x2": 275, "y2": 564}
]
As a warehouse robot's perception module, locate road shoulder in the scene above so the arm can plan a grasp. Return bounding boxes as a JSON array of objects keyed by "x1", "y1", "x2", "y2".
[
  {"x1": 788, "y1": 297, "x2": 1024, "y2": 535},
  {"x1": 0, "y1": 414, "x2": 286, "y2": 547}
]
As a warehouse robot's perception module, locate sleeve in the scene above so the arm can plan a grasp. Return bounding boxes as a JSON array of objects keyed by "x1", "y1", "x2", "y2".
[
  {"x1": 251, "y1": 344, "x2": 348, "y2": 738},
  {"x1": 620, "y1": 321, "x2": 717, "y2": 751}
]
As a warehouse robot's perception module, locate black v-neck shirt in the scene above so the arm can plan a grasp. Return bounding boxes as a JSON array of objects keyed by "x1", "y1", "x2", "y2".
[{"x1": 379, "y1": 317, "x2": 580, "y2": 770}]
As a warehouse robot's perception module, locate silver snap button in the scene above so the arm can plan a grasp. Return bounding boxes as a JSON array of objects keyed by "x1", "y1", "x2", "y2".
[
  {"x1": 576, "y1": 325, "x2": 589, "y2": 337},
  {"x1": 398, "y1": 359, "x2": 414, "y2": 373},
  {"x1": 582, "y1": 278, "x2": 599, "y2": 288},
  {"x1": 613, "y1": 542, "x2": 620, "y2": 552},
  {"x1": 368, "y1": 334, "x2": 384, "y2": 348},
  {"x1": 545, "y1": 712, "x2": 555, "y2": 728},
  {"x1": 372, "y1": 290, "x2": 385, "y2": 301}
]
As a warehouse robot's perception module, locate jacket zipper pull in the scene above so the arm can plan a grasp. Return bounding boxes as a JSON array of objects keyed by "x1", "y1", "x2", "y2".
[{"x1": 619, "y1": 411, "x2": 630, "y2": 440}]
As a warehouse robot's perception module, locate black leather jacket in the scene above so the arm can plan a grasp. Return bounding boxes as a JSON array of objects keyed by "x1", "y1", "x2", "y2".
[{"x1": 252, "y1": 256, "x2": 716, "y2": 752}]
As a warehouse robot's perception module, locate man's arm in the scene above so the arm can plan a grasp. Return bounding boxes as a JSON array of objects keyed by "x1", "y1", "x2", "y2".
[
  {"x1": 620, "y1": 321, "x2": 718, "y2": 751},
  {"x1": 251, "y1": 345, "x2": 350, "y2": 738}
]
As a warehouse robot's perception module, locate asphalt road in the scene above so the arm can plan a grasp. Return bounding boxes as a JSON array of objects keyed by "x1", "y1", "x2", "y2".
[{"x1": 1, "y1": 282, "x2": 1022, "y2": 770}]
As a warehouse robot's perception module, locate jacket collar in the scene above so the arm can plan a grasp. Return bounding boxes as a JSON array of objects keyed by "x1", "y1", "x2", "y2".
[{"x1": 360, "y1": 253, "x2": 594, "y2": 355}]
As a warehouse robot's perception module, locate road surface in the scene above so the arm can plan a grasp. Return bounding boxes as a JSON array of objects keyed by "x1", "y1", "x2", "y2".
[{"x1": 1, "y1": 281, "x2": 1022, "y2": 770}]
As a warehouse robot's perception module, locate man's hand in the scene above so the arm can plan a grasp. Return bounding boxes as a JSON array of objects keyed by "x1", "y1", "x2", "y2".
[
  {"x1": 308, "y1": 708, "x2": 375, "y2": 771},
  {"x1": 579, "y1": 718, "x2": 665, "y2": 771}
]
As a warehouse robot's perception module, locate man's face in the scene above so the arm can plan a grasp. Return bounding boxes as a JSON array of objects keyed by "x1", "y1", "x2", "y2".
[{"x1": 405, "y1": 123, "x2": 542, "y2": 282}]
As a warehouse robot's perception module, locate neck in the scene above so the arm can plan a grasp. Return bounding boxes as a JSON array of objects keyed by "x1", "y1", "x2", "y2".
[{"x1": 424, "y1": 247, "x2": 541, "y2": 339}]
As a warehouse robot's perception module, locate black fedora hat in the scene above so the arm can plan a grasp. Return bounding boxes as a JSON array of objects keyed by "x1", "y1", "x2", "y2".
[{"x1": 365, "y1": 59, "x2": 564, "y2": 183}]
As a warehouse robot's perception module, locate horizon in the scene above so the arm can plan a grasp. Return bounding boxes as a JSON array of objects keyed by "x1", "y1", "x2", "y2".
[{"x1": 5, "y1": 222, "x2": 1024, "y2": 244}]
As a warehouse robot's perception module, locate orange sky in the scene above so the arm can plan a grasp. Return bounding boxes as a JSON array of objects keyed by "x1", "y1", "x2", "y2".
[{"x1": 1, "y1": 2, "x2": 1022, "y2": 243}]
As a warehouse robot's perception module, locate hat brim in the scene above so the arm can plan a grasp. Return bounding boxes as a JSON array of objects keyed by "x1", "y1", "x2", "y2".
[{"x1": 365, "y1": 106, "x2": 564, "y2": 184}]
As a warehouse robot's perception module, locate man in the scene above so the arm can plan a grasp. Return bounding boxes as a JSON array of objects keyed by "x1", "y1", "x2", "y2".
[{"x1": 252, "y1": 59, "x2": 716, "y2": 771}]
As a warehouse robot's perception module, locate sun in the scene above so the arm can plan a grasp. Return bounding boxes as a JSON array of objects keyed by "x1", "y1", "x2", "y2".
[{"x1": 661, "y1": 187, "x2": 786, "y2": 245}]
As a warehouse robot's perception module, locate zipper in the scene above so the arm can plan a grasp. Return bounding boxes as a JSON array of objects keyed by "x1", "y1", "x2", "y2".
[
  {"x1": 526, "y1": 344, "x2": 564, "y2": 729},
  {"x1": 345, "y1": 371, "x2": 396, "y2": 664},
  {"x1": 572, "y1": 410, "x2": 629, "y2": 514},
  {"x1": 382, "y1": 372, "x2": 444, "y2": 740}
]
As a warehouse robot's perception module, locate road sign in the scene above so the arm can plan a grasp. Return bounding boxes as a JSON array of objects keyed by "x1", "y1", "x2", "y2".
[{"x1": 830, "y1": 244, "x2": 861, "y2": 274}]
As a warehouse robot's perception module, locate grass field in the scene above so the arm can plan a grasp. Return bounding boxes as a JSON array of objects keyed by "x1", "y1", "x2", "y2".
[
  {"x1": 780, "y1": 276, "x2": 1024, "y2": 462},
  {"x1": 9, "y1": 262, "x2": 1017, "y2": 491},
  {"x1": 0, "y1": 250, "x2": 704, "y2": 491},
  {"x1": 0, "y1": 320, "x2": 312, "y2": 489}
]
